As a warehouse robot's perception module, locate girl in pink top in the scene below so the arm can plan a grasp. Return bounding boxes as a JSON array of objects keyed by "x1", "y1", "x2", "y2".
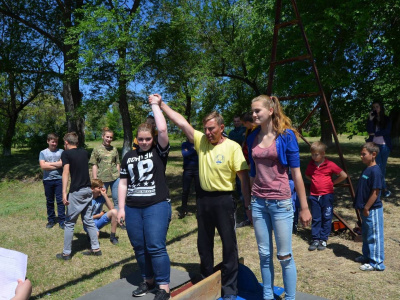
[{"x1": 247, "y1": 95, "x2": 311, "y2": 300}]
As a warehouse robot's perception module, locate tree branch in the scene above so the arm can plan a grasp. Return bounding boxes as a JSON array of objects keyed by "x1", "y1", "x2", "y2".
[
  {"x1": 214, "y1": 72, "x2": 260, "y2": 95},
  {"x1": 0, "y1": 7, "x2": 62, "y2": 49}
]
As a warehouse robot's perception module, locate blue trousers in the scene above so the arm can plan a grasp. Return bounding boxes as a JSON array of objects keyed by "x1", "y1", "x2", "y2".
[
  {"x1": 104, "y1": 178, "x2": 119, "y2": 209},
  {"x1": 361, "y1": 207, "x2": 385, "y2": 270},
  {"x1": 181, "y1": 168, "x2": 201, "y2": 208},
  {"x1": 309, "y1": 194, "x2": 334, "y2": 241},
  {"x1": 125, "y1": 201, "x2": 172, "y2": 285},
  {"x1": 376, "y1": 144, "x2": 390, "y2": 190},
  {"x1": 43, "y1": 179, "x2": 65, "y2": 224}
]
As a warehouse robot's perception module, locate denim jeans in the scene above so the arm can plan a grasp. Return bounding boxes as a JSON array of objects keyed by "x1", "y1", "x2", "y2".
[
  {"x1": 375, "y1": 144, "x2": 390, "y2": 190},
  {"x1": 361, "y1": 207, "x2": 385, "y2": 271},
  {"x1": 251, "y1": 196, "x2": 296, "y2": 300},
  {"x1": 104, "y1": 178, "x2": 119, "y2": 209},
  {"x1": 125, "y1": 201, "x2": 172, "y2": 285},
  {"x1": 43, "y1": 179, "x2": 65, "y2": 224},
  {"x1": 309, "y1": 194, "x2": 334, "y2": 241}
]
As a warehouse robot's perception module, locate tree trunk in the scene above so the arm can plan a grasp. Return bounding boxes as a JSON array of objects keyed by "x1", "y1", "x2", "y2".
[
  {"x1": 62, "y1": 79, "x2": 85, "y2": 146},
  {"x1": 61, "y1": 1, "x2": 85, "y2": 147},
  {"x1": 2, "y1": 114, "x2": 17, "y2": 156},
  {"x1": 118, "y1": 48, "x2": 133, "y2": 158},
  {"x1": 320, "y1": 94, "x2": 333, "y2": 147},
  {"x1": 184, "y1": 85, "x2": 192, "y2": 123}
]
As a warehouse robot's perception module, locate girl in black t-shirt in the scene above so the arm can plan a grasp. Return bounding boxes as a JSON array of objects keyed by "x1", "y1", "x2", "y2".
[{"x1": 118, "y1": 95, "x2": 171, "y2": 300}]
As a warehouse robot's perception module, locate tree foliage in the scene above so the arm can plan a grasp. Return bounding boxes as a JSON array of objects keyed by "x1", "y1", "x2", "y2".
[
  {"x1": 1, "y1": 0, "x2": 400, "y2": 154},
  {"x1": 0, "y1": 12, "x2": 57, "y2": 155}
]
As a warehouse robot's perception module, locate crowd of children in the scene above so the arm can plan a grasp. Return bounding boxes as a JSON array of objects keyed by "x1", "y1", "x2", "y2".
[{"x1": 37, "y1": 95, "x2": 388, "y2": 300}]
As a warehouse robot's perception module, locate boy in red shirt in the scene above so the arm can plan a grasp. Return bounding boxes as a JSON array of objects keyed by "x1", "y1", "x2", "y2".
[{"x1": 305, "y1": 141, "x2": 347, "y2": 251}]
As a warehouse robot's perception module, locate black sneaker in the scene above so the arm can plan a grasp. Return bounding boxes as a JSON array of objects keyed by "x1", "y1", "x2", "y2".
[
  {"x1": 317, "y1": 240, "x2": 327, "y2": 251},
  {"x1": 154, "y1": 288, "x2": 171, "y2": 300},
  {"x1": 56, "y1": 253, "x2": 71, "y2": 260},
  {"x1": 308, "y1": 240, "x2": 319, "y2": 251},
  {"x1": 110, "y1": 236, "x2": 119, "y2": 245},
  {"x1": 46, "y1": 222, "x2": 56, "y2": 229},
  {"x1": 59, "y1": 223, "x2": 65, "y2": 230},
  {"x1": 178, "y1": 209, "x2": 187, "y2": 219},
  {"x1": 132, "y1": 281, "x2": 156, "y2": 297},
  {"x1": 82, "y1": 249, "x2": 102, "y2": 256}
]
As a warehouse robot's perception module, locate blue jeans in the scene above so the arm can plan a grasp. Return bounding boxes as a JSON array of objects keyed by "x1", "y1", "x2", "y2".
[
  {"x1": 43, "y1": 179, "x2": 65, "y2": 224},
  {"x1": 361, "y1": 207, "x2": 385, "y2": 271},
  {"x1": 83, "y1": 214, "x2": 110, "y2": 232},
  {"x1": 104, "y1": 178, "x2": 119, "y2": 209},
  {"x1": 251, "y1": 196, "x2": 296, "y2": 300},
  {"x1": 375, "y1": 144, "x2": 390, "y2": 190},
  {"x1": 309, "y1": 194, "x2": 334, "y2": 241},
  {"x1": 125, "y1": 201, "x2": 172, "y2": 285}
]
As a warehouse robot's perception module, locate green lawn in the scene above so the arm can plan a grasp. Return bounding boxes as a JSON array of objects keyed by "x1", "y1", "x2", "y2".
[{"x1": 1, "y1": 136, "x2": 399, "y2": 299}]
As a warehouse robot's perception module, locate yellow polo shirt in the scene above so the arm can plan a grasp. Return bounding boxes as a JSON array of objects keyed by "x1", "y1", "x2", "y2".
[{"x1": 193, "y1": 130, "x2": 248, "y2": 192}]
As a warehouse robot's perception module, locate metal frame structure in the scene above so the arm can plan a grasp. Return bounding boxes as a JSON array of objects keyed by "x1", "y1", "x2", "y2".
[{"x1": 267, "y1": 0, "x2": 362, "y2": 240}]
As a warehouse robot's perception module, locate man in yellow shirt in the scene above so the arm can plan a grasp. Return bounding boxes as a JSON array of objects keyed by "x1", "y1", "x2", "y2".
[{"x1": 148, "y1": 94, "x2": 251, "y2": 300}]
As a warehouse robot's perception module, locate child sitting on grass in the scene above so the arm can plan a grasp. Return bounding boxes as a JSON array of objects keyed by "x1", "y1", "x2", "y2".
[
  {"x1": 86, "y1": 179, "x2": 119, "y2": 245},
  {"x1": 354, "y1": 142, "x2": 385, "y2": 271},
  {"x1": 305, "y1": 141, "x2": 348, "y2": 251}
]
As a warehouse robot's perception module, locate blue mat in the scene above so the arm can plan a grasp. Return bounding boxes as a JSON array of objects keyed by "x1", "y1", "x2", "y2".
[{"x1": 217, "y1": 263, "x2": 327, "y2": 300}]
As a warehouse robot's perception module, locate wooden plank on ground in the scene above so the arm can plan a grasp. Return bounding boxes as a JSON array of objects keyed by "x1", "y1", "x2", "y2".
[{"x1": 173, "y1": 270, "x2": 221, "y2": 300}]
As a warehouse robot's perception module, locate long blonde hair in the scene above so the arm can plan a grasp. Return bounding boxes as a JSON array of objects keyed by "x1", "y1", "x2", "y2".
[{"x1": 252, "y1": 95, "x2": 296, "y2": 136}]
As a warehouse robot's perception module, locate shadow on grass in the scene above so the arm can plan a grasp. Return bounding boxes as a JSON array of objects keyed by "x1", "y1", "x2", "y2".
[
  {"x1": 32, "y1": 254, "x2": 136, "y2": 299},
  {"x1": 0, "y1": 152, "x2": 42, "y2": 180},
  {"x1": 32, "y1": 227, "x2": 199, "y2": 299},
  {"x1": 327, "y1": 242, "x2": 361, "y2": 262},
  {"x1": 294, "y1": 228, "x2": 312, "y2": 243}
]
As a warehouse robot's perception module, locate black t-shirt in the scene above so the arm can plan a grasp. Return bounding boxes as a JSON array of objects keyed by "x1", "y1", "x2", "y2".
[
  {"x1": 61, "y1": 148, "x2": 91, "y2": 193},
  {"x1": 354, "y1": 165, "x2": 383, "y2": 210},
  {"x1": 120, "y1": 143, "x2": 170, "y2": 207}
]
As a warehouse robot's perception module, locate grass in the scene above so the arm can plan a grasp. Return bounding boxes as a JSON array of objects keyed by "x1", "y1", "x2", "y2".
[{"x1": 1, "y1": 136, "x2": 400, "y2": 299}]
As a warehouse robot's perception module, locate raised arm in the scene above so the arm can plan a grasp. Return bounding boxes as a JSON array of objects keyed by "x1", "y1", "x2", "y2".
[
  {"x1": 102, "y1": 187, "x2": 115, "y2": 210},
  {"x1": 149, "y1": 94, "x2": 169, "y2": 149},
  {"x1": 150, "y1": 94, "x2": 194, "y2": 143}
]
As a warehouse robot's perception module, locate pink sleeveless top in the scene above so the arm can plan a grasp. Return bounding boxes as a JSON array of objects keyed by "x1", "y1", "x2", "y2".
[{"x1": 251, "y1": 139, "x2": 291, "y2": 199}]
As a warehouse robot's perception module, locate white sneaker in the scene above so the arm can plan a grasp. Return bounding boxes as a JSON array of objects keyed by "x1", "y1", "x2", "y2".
[{"x1": 359, "y1": 263, "x2": 375, "y2": 271}]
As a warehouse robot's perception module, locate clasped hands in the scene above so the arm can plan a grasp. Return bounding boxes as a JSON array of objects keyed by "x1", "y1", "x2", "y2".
[{"x1": 148, "y1": 93, "x2": 162, "y2": 106}]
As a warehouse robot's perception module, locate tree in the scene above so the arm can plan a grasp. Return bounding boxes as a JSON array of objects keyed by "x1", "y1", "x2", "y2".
[
  {"x1": 17, "y1": 94, "x2": 67, "y2": 151},
  {"x1": 0, "y1": 14, "x2": 57, "y2": 155},
  {"x1": 67, "y1": 0, "x2": 145, "y2": 156},
  {"x1": 0, "y1": 0, "x2": 86, "y2": 146}
]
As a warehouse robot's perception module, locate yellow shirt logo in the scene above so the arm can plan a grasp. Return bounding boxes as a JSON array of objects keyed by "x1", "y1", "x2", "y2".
[{"x1": 215, "y1": 154, "x2": 225, "y2": 165}]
